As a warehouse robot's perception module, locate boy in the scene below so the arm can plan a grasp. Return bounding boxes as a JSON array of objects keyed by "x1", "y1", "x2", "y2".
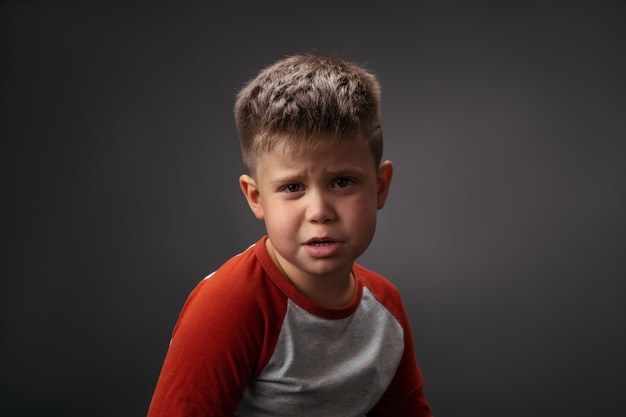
[{"x1": 147, "y1": 53, "x2": 432, "y2": 417}]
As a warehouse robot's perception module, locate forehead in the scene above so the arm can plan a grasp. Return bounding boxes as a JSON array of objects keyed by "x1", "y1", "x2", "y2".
[
  {"x1": 267, "y1": 132, "x2": 371, "y2": 160},
  {"x1": 254, "y1": 134, "x2": 377, "y2": 180}
]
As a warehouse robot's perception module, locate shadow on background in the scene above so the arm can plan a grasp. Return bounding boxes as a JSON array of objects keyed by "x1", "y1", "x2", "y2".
[{"x1": 1, "y1": 1, "x2": 624, "y2": 416}]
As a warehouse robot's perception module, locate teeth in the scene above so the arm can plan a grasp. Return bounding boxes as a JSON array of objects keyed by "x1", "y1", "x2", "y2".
[{"x1": 310, "y1": 241, "x2": 331, "y2": 246}]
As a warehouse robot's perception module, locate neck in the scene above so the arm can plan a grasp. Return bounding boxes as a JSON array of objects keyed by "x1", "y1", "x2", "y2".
[{"x1": 266, "y1": 238, "x2": 355, "y2": 308}]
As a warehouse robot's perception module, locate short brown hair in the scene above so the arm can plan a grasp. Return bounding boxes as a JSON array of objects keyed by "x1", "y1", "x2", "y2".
[{"x1": 234, "y1": 53, "x2": 383, "y2": 175}]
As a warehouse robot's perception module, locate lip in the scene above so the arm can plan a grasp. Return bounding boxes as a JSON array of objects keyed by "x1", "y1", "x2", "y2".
[
  {"x1": 305, "y1": 236, "x2": 337, "y2": 245},
  {"x1": 303, "y1": 237, "x2": 342, "y2": 258}
]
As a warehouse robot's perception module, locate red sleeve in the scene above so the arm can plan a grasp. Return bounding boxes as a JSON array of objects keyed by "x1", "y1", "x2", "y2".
[
  {"x1": 359, "y1": 267, "x2": 433, "y2": 417},
  {"x1": 367, "y1": 306, "x2": 432, "y2": 417},
  {"x1": 147, "y1": 249, "x2": 286, "y2": 417}
]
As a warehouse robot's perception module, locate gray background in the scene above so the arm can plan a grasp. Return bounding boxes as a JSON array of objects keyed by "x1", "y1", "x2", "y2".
[{"x1": 2, "y1": 1, "x2": 624, "y2": 416}]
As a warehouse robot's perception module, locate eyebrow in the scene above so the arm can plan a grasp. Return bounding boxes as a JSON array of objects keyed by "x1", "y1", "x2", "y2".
[
  {"x1": 325, "y1": 166, "x2": 367, "y2": 177},
  {"x1": 268, "y1": 166, "x2": 367, "y2": 185}
]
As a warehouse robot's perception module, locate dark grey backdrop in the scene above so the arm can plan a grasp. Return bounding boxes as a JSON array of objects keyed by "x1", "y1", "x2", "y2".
[{"x1": 2, "y1": 1, "x2": 624, "y2": 416}]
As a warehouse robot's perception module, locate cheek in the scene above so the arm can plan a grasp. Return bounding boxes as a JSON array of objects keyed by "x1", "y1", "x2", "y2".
[
  {"x1": 267, "y1": 203, "x2": 292, "y2": 220},
  {"x1": 344, "y1": 199, "x2": 377, "y2": 228},
  {"x1": 264, "y1": 203, "x2": 298, "y2": 231},
  {"x1": 351, "y1": 193, "x2": 378, "y2": 214}
]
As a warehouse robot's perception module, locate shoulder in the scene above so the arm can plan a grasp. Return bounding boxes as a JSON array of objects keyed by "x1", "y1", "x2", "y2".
[
  {"x1": 353, "y1": 263, "x2": 409, "y2": 326},
  {"x1": 176, "y1": 241, "x2": 287, "y2": 333},
  {"x1": 353, "y1": 263, "x2": 401, "y2": 301},
  {"x1": 186, "y1": 245, "x2": 259, "y2": 305}
]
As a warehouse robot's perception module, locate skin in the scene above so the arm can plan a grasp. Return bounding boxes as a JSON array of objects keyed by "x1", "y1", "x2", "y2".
[{"x1": 239, "y1": 134, "x2": 393, "y2": 308}]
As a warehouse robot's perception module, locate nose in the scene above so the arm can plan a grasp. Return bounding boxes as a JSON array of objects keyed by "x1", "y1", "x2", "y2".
[{"x1": 305, "y1": 190, "x2": 336, "y2": 224}]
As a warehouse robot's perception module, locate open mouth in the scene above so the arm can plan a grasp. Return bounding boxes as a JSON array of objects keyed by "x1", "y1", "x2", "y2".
[
  {"x1": 307, "y1": 240, "x2": 334, "y2": 246},
  {"x1": 303, "y1": 238, "x2": 340, "y2": 257}
]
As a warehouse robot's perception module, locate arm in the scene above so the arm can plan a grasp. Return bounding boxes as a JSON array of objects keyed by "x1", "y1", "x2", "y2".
[
  {"x1": 368, "y1": 300, "x2": 433, "y2": 417},
  {"x1": 146, "y1": 277, "x2": 266, "y2": 417}
]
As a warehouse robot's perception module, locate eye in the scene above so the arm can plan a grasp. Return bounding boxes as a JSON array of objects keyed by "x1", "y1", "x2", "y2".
[
  {"x1": 332, "y1": 177, "x2": 354, "y2": 188},
  {"x1": 283, "y1": 183, "x2": 303, "y2": 193}
]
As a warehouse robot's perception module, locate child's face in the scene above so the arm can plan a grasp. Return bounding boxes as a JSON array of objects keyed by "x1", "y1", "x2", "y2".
[{"x1": 240, "y1": 134, "x2": 393, "y2": 283}]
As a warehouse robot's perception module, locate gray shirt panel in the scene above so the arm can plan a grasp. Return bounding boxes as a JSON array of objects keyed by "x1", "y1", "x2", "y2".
[{"x1": 235, "y1": 287, "x2": 404, "y2": 417}]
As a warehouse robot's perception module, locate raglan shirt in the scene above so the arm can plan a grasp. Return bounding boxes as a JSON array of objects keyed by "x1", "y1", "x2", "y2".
[{"x1": 147, "y1": 236, "x2": 432, "y2": 417}]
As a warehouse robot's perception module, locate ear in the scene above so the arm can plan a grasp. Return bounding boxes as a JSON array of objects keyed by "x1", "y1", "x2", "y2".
[
  {"x1": 239, "y1": 174, "x2": 265, "y2": 220},
  {"x1": 376, "y1": 160, "x2": 393, "y2": 209}
]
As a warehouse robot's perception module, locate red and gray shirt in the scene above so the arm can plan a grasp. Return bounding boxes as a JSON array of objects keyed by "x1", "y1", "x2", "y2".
[{"x1": 147, "y1": 235, "x2": 432, "y2": 417}]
